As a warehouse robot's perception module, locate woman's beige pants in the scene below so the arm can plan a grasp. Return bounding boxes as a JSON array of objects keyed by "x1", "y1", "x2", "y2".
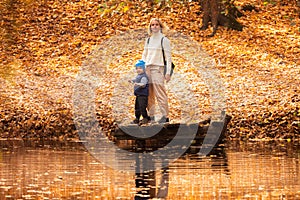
[{"x1": 146, "y1": 65, "x2": 169, "y2": 118}]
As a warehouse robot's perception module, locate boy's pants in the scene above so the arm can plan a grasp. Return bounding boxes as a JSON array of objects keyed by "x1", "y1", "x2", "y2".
[
  {"x1": 135, "y1": 95, "x2": 149, "y2": 119},
  {"x1": 146, "y1": 65, "x2": 169, "y2": 118}
]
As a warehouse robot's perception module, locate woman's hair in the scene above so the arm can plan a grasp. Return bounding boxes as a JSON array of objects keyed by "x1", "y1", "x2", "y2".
[{"x1": 148, "y1": 18, "x2": 167, "y2": 35}]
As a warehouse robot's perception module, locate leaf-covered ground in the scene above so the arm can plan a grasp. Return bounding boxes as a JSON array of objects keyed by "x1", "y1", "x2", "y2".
[{"x1": 0, "y1": 0, "x2": 299, "y2": 140}]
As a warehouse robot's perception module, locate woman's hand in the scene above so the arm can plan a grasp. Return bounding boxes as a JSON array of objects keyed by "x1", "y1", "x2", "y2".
[{"x1": 165, "y1": 74, "x2": 171, "y2": 82}]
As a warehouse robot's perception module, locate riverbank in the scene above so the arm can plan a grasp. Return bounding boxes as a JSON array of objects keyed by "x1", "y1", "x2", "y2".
[{"x1": 0, "y1": 0, "x2": 299, "y2": 140}]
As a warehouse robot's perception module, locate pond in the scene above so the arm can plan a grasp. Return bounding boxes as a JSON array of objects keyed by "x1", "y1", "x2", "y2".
[{"x1": 0, "y1": 140, "x2": 299, "y2": 199}]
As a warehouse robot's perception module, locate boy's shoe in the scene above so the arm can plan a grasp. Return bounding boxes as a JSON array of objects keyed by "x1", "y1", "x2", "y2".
[
  {"x1": 139, "y1": 118, "x2": 149, "y2": 125},
  {"x1": 131, "y1": 119, "x2": 140, "y2": 124},
  {"x1": 158, "y1": 116, "x2": 169, "y2": 124}
]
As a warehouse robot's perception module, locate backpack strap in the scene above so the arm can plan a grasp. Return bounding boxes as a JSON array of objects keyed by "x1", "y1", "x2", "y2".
[{"x1": 161, "y1": 37, "x2": 166, "y2": 66}]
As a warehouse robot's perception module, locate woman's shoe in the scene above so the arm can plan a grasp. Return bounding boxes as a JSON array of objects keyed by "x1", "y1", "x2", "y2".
[
  {"x1": 158, "y1": 116, "x2": 169, "y2": 123},
  {"x1": 148, "y1": 116, "x2": 155, "y2": 122}
]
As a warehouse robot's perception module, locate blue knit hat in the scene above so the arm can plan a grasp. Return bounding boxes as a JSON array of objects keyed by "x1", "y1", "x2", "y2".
[{"x1": 135, "y1": 60, "x2": 145, "y2": 71}]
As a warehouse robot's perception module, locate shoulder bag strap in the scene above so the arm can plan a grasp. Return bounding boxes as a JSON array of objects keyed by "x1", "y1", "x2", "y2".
[{"x1": 161, "y1": 37, "x2": 166, "y2": 66}]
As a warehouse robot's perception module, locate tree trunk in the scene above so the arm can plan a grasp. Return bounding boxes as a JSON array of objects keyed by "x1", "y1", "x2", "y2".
[{"x1": 200, "y1": 0, "x2": 243, "y2": 36}]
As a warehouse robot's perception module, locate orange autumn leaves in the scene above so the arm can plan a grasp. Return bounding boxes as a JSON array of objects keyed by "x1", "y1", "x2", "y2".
[{"x1": 0, "y1": 0, "x2": 299, "y2": 140}]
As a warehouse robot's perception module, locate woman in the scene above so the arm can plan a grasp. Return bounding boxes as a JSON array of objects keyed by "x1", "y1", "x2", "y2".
[{"x1": 142, "y1": 18, "x2": 172, "y2": 123}]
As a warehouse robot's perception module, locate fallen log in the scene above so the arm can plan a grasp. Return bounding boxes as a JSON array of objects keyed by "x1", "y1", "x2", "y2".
[{"x1": 110, "y1": 115, "x2": 232, "y2": 153}]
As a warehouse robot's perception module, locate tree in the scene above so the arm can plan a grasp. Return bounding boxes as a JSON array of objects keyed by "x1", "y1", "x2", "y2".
[{"x1": 200, "y1": 0, "x2": 244, "y2": 37}]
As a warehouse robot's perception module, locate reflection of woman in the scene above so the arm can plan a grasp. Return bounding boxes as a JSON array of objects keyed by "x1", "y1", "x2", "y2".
[{"x1": 142, "y1": 18, "x2": 172, "y2": 123}]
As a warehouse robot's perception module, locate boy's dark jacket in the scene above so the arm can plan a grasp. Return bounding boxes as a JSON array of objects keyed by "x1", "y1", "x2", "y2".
[{"x1": 134, "y1": 73, "x2": 149, "y2": 96}]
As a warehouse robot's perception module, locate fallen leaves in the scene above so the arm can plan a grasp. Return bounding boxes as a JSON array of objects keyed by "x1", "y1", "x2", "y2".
[{"x1": 0, "y1": 0, "x2": 299, "y2": 140}]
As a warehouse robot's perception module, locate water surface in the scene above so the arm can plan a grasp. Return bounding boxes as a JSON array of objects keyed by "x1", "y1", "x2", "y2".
[{"x1": 0, "y1": 140, "x2": 299, "y2": 199}]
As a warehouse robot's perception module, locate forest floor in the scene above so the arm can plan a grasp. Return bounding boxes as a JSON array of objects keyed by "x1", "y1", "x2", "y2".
[{"x1": 0, "y1": 0, "x2": 299, "y2": 141}]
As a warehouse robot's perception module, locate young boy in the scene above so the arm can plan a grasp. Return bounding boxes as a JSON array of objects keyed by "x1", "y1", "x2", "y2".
[{"x1": 130, "y1": 60, "x2": 150, "y2": 125}]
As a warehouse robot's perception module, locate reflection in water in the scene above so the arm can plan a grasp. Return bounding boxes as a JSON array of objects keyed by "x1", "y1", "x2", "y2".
[
  {"x1": 135, "y1": 153, "x2": 157, "y2": 199},
  {"x1": 135, "y1": 157, "x2": 169, "y2": 199},
  {"x1": 0, "y1": 140, "x2": 299, "y2": 199}
]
